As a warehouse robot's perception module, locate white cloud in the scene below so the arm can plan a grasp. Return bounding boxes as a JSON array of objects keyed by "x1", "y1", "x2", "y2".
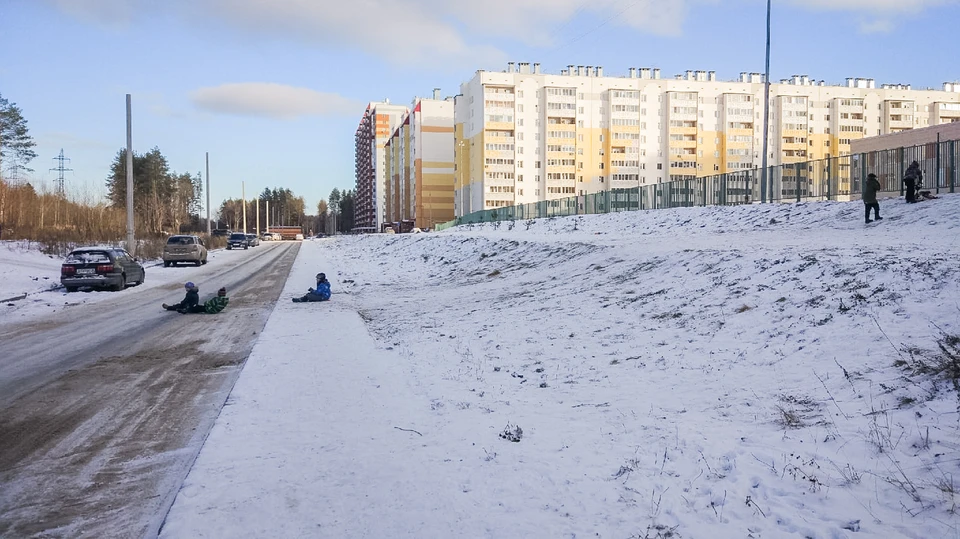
[
  {"x1": 47, "y1": 0, "x2": 141, "y2": 27},
  {"x1": 190, "y1": 83, "x2": 364, "y2": 120},
  {"x1": 784, "y1": 0, "x2": 954, "y2": 13},
  {"x1": 45, "y1": 0, "x2": 955, "y2": 64},
  {"x1": 858, "y1": 18, "x2": 894, "y2": 32}
]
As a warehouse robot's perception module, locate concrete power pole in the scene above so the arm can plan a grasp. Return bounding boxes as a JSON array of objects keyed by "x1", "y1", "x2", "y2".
[
  {"x1": 242, "y1": 181, "x2": 247, "y2": 233},
  {"x1": 125, "y1": 94, "x2": 135, "y2": 255},
  {"x1": 206, "y1": 152, "x2": 211, "y2": 235},
  {"x1": 266, "y1": 200, "x2": 270, "y2": 233},
  {"x1": 256, "y1": 197, "x2": 260, "y2": 235}
]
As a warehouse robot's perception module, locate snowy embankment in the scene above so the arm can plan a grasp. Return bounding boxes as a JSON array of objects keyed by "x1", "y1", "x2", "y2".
[{"x1": 172, "y1": 194, "x2": 959, "y2": 537}]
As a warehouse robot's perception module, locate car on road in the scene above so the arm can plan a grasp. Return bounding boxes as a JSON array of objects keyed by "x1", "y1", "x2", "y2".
[
  {"x1": 226, "y1": 232, "x2": 250, "y2": 250},
  {"x1": 163, "y1": 235, "x2": 208, "y2": 266},
  {"x1": 295, "y1": 233, "x2": 304, "y2": 240},
  {"x1": 61, "y1": 246, "x2": 145, "y2": 292},
  {"x1": 246, "y1": 233, "x2": 261, "y2": 247},
  {"x1": 260, "y1": 232, "x2": 273, "y2": 241}
]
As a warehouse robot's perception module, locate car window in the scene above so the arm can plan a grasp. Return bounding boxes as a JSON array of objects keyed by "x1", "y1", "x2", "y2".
[
  {"x1": 167, "y1": 236, "x2": 195, "y2": 245},
  {"x1": 230, "y1": 233, "x2": 246, "y2": 240},
  {"x1": 66, "y1": 251, "x2": 111, "y2": 263}
]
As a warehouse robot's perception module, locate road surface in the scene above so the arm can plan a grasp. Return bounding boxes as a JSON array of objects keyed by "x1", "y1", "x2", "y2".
[{"x1": 0, "y1": 241, "x2": 299, "y2": 538}]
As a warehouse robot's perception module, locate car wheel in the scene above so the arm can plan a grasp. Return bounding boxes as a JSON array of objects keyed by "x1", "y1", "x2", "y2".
[
  {"x1": 135, "y1": 270, "x2": 145, "y2": 285},
  {"x1": 195, "y1": 260, "x2": 202, "y2": 266},
  {"x1": 113, "y1": 275, "x2": 126, "y2": 291},
  {"x1": 244, "y1": 245, "x2": 248, "y2": 250},
  {"x1": 201, "y1": 258, "x2": 207, "y2": 265},
  {"x1": 164, "y1": 261, "x2": 171, "y2": 267}
]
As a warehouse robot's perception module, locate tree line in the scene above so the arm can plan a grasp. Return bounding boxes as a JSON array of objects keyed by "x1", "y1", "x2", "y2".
[{"x1": 2, "y1": 90, "x2": 362, "y2": 248}]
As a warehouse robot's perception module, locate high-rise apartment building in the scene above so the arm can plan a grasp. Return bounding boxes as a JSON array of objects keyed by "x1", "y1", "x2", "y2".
[
  {"x1": 383, "y1": 93, "x2": 456, "y2": 230},
  {"x1": 454, "y1": 62, "x2": 960, "y2": 215},
  {"x1": 354, "y1": 100, "x2": 408, "y2": 231}
]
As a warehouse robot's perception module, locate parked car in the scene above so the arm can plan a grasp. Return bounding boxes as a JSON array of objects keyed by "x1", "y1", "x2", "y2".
[
  {"x1": 212, "y1": 229, "x2": 231, "y2": 237},
  {"x1": 295, "y1": 233, "x2": 304, "y2": 240},
  {"x1": 246, "y1": 234, "x2": 261, "y2": 247},
  {"x1": 226, "y1": 232, "x2": 249, "y2": 250},
  {"x1": 272, "y1": 233, "x2": 283, "y2": 240},
  {"x1": 163, "y1": 235, "x2": 208, "y2": 266},
  {"x1": 61, "y1": 247, "x2": 145, "y2": 292},
  {"x1": 260, "y1": 232, "x2": 273, "y2": 241}
]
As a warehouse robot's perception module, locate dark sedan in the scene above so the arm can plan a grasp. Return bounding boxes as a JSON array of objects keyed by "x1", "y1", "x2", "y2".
[
  {"x1": 226, "y1": 232, "x2": 249, "y2": 250},
  {"x1": 61, "y1": 247, "x2": 145, "y2": 292}
]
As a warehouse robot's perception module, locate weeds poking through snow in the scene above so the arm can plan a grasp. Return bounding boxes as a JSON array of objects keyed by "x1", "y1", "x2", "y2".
[
  {"x1": 775, "y1": 405, "x2": 804, "y2": 429},
  {"x1": 499, "y1": 423, "x2": 522, "y2": 442}
]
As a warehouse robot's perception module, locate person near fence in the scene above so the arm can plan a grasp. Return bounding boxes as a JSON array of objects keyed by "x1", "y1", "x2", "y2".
[
  {"x1": 292, "y1": 272, "x2": 331, "y2": 303},
  {"x1": 162, "y1": 282, "x2": 199, "y2": 311},
  {"x1": 903, "y1": 161, "x2": 922, "y2": 203},
  {"x1": 862, "y1": 173, "x2": 883, "y2": 223},
  {"x1": 181, "y1": 287, "x2": 229, "y2": 314}
]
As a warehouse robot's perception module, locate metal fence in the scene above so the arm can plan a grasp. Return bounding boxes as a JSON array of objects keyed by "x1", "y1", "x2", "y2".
[{"x1": 436, "y1": 138, "x2": 959, "y2": 231}]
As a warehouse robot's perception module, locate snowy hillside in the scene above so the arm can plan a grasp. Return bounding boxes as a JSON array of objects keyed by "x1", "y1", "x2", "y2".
[{"x1": 316, "y1": 195, "x2": 960, "y2": 538}]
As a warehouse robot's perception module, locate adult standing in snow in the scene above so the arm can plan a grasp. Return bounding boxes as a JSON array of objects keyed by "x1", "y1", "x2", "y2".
[
  {"x1": 180, "y1": 287, "x2": 229, "y2": 314},
  {"x1": 862, "y1": 173, "x2": 883, "y2": 223},
  {"x1": 163, "y1": 282, "x2": 200, "y2": 311},
  {"x1": 292, "y1": 272, "x2": 331, "y2": 303},
  {"x1": 903, "y1": 160, "x2": 922, "y2": 204}
]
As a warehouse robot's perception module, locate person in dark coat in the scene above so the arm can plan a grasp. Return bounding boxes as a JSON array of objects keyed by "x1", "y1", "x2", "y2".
[
  {"x1": 292, "y1": 273, "x2": 331, "y2": 302},
  {"x1": 163, "y1": 282, "x2": 200, "y2": 311},
  {"x1": 181, "y1": 287, "x2": 229, "y2": 314},
  {"x1": 862, "y1": 173, "x2": 883, "y2": 223},
  {"x1": 903, "y1": 161, "x2": 922, "y2": 203}
]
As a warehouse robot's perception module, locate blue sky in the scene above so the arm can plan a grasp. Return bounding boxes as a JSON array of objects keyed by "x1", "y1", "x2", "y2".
[{"x1": 2, "y1": 0, "x2": 958, "y2": 214}]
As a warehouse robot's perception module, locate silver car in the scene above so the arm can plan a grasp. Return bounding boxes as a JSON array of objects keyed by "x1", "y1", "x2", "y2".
[{"x1": 163, "y1": 235, "x2": 208, "y2": 267}]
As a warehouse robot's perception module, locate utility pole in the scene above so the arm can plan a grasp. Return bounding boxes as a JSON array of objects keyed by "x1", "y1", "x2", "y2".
[
  {"x1": 125, "y1": 94, "x2": 135, "y2": 255},
  {"x1": 205, "y1": 152, "x2": 211, "y2": 234},
  {"x1": 256, "y1": 196, "x2": 260, "y2": 235},
  {"x1": 242, "y1": 181, "x2": 247, "y2": 233},
  {"x1": 49, "y1": 149, "x2": 72, "y2": 197},
  {"x1": 266, "y1": 200, "x2": 270, "y2": 233},
  {"x1": 760, "y1": 0, "x2": 772, "y2": 203}
]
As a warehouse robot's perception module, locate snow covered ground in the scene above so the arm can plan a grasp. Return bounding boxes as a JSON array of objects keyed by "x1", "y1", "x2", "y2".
[{"x1": 6, "y1": 194, "x2": 960, "y2": 538}]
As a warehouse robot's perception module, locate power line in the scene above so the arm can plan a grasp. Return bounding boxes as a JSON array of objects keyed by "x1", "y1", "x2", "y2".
[
  {"x1": 551, "y1": 0, "x2": 645, "y2": 53},
  {"x1": 50, "y1": 148, "x2": 73, "y2": 197}
]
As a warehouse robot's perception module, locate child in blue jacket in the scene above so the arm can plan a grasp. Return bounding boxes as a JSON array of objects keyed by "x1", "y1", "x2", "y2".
[{"x1": 293, "y1": 273, "x2": 331, "y2": 303}]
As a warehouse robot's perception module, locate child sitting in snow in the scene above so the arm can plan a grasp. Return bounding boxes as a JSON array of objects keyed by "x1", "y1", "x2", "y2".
[{"x1": 292, "y1": 273, "x2": 331, "y2": 303}]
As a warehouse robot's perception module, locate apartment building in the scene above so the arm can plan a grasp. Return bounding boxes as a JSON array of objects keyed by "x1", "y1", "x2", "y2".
[
  {"x1": 454, "y1": 62, "x2": 960, "y2": 215},
  {"x1": 383, "y1": 92, "x2": 456, "y2": 230},
  {"x1": 354, "y1": 100, "x2": 408, "y2": 231}
]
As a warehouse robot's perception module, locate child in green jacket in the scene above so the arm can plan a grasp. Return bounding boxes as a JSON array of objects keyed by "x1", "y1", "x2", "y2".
[{"x1": 180, "y1": 287, "x2": 229, "y2": 314}]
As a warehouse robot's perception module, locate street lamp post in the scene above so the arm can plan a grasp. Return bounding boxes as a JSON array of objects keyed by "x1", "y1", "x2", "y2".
[
  {"x1": 457, "y1": 140, "x2": 465, "y2": 219},
  {"x1": 760, "y1": 0, "x2": 772, "y2": 203}
]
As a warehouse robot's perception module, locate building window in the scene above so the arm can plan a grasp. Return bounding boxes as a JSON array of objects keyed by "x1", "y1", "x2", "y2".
[
  {"x1": 518, "y1": 174, "x2": 523, "y2": 181},
  {"x1": 518, "y1": 119, "x2": 524, "y2": 126}
]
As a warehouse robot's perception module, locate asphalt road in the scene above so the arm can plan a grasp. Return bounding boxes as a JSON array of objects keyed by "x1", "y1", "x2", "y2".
[{"x1": 0, "y1": 241, "x2": 300, "y2": 538}]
